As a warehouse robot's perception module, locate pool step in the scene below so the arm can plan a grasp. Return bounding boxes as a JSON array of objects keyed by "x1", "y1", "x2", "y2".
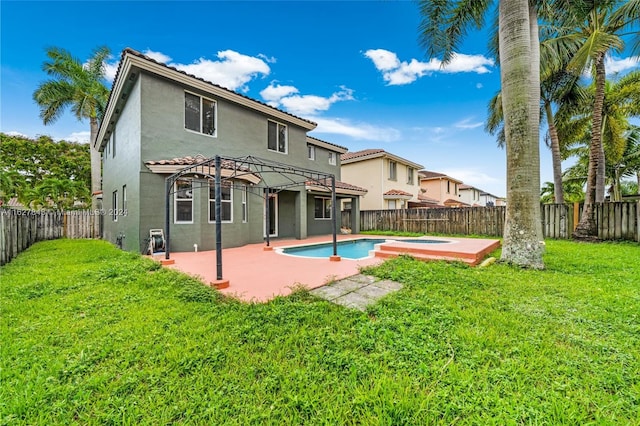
[{"x1": 374, "y1": 240, "x2": 500, "y2": 266}]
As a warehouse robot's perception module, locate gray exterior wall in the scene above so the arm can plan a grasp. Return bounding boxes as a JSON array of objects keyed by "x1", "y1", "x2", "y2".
[
  {"x1": 102, "y1": 71, "x2": 346, "y2": 253},
  {"x1": 102, "y1": 77, "x2": 142, "y2": 252}
]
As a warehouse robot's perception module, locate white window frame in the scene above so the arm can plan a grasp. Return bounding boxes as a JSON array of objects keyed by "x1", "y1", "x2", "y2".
[
  {"x1": 389, "y1": 160, "x2": 397, "y2": 181},
  {"x1": 388, "y1": 199, "x2": 397, "y2": 210},
  {"x1": 184, "y1": 91, "x2": 217, "y2": 137},
  {"x1": 267, "y1": 120, "x2": 288, "y2": 154},
  {"x1": 328, "y1": 152, "x2": 337, "y2": 166},
  {"x1": 314, "y1": 197, "x2": 332, "y2": 220},
  {"x1": 208, "y1": 181, "x2": 233, "y2": 223},
  {"x1": 122, "y1": 185, "x2": 127, "y2": 213},
  {"x1": 241, "y1": 185, "x2": 248, "y2": 223},
  {"x1": 407, "y1": 166, "x2": 414, "y2": 185},
  {"x1": 112, "y1": 190, "x2": 118, "y2": 222},
  {"x1": 308, "y1": 145, "x2": 316, "y2": 160},
  {"x1": 174, "y1": 179, "x2": 193, "y2": 224}
]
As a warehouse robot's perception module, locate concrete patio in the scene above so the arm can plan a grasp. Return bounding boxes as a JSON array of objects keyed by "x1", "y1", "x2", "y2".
[{"x1": 158, "y1": 234, "x2": 499, "y2": 303}]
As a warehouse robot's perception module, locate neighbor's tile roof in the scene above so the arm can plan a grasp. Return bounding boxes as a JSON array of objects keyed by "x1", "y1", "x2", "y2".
[
  {"x1": 384, "y1": 189, "x2": 413, "y2": 197},
  {"x1": 418, "y1": 170, "x2": 447, "y2": 179},
  {"x1": 417, "y1": 193, "x2": 440, "y2": 204},
  {"x1": 306, "y1": 178, "x2": 368, "y2": 193},
  {"x1": 443, "y1": 198, "x2": 470, "y2": 206},
  {"x1": 340, "y1": 149, "x2": 385, "y2": 161}
]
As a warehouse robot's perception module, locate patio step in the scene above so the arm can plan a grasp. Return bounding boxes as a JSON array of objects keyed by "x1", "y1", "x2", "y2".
[{"x1": 373, "y1": 240, "x2": 500, "y2": 266}]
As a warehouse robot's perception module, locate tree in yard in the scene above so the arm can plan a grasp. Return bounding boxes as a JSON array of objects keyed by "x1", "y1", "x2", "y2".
[
  {"x1": 543, "y1": 0, "x2": 640, "y2": 238},
  {"x1": 419, "y1": 0, "x2": 544, "y2": 268},
  {"x1": 33, "y1": 46, "x2": 110, "y2": 211}
]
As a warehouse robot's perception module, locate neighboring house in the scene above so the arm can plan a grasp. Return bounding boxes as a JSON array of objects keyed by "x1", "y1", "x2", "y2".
[
  {"x1": 418, "y1": 170, "x2": 464, "y2": 206},
  {"x1": 460, "y1": 184, "x2": 501, "y2": 206},
  {"x1": 95, "y1": 48, "x2": 366, "y2": 253},
  {"x1": 340, "y1": 149, "x2": 424, "y2": 210}
]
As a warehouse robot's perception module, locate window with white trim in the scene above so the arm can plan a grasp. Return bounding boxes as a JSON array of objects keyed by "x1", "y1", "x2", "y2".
[
  {"x1": 185, "y1": 92, "x2": 216, "y2": 136},
  {"x1": 407, "y1": 166, "x2": 414, "y2": 185},
  {"x1": 112, "y1": 190, "x2": 118, "y2": 222},
  {"x1": 308, "y1": 145, "x2": 316, "y2": 160},
  {"x1": 389, "y1": 160, "x2": 397, "y2": 180},
  {"x1": 122, "y1": 185, "x2": 127, "y2": 212},
  {"x1": 267, "y1": 120, "x2": 287, "y2": 153},
  {"x1": 175, "y1": 179, "x2": 193, "y2": 223},
  {"x1": 328, "y1": 152, "x2": 337, "y2": 166},
  {"x1": 209, "y1": 181, "x2": 232, "y2": 223},
  {"x1": 314, "y1": 197, "x2": 332, "y2": 220},
  {"x1": 241, "y1": 185, "x2": 248, "y2": 223}
]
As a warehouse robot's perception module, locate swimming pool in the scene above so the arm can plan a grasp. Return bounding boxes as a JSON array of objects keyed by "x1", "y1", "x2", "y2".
[
  {"x1": 281, "y1": 238, "x2": 386, "y2": 260},
  {"x1": 280, "y1": 238, "x2": 453, "y2": 260}
]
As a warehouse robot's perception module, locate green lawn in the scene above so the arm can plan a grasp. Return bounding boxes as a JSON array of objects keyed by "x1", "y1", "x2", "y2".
[{"x1": 1, "y1": 239, "x2": 639, "y2": 425}]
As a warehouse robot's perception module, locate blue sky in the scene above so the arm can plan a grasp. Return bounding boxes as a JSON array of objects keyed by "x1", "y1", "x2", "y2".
[{"x1": 2, "y1": 1, "x2": 638, "y2": 197}]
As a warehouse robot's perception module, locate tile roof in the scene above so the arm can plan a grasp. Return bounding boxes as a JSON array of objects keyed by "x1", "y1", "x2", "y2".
[
  {"x1": 340, "y1": 149, "x2": 385, "y2": 161},
  {"x1": 443, "y1": 198, "x2": 470, "y2": 206},
  {"x1": 306, "y1": 178, "x2": 368, "y2": 194},
  {"x1": 418, "y1": 170, "x2": 447, "y2": 179},
  {"x1": 384, "y1": 189, "x2": 413, "y2": 197},
  {"x1": 306, "y1": 136, "x2": 347, "y2": 152},
  {"x1": 417, "y1": 193, "x2": 440, "y2": 204},
  {"x1": 145, "y1": 155, "x2": 254, "y2": 175}
]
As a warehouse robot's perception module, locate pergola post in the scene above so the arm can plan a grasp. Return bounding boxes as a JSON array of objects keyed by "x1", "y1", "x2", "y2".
[
  {"x1": 165, "y1": 177, "x2": 171, "y2": 260},
  {"x1": 330, "y1": 175, "x2": 340, "y2": 261}
]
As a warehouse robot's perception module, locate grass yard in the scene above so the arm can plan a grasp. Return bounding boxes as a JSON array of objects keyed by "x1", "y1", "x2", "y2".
[{"x1": 1, "y1": 238, "x2": 639, "y2": 425}]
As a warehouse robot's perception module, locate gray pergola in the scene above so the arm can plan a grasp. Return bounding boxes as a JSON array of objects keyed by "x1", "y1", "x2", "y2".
[{"x1": 165, "y1": 155, "x2": 339, "y2": 281}]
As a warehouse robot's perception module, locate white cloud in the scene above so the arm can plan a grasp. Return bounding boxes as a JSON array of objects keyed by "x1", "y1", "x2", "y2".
[
  {"x1": 5, "y1": 130, "x2": 28, "y2": 138},
  {"x1": 64, "y1": 131, "x2": 91, "y2": 143},
  {"x1": 476, "y1": 83, "x2": 483, "y2": 89},
  {"x1": 172, "y1": 50, "x2": 270, "y2": 92},
  {"x1": 454, "y1": 118, "x2": 483, "y2": 129},
  {"x1": 103, "y1": 49, "x2": 272, "y2": 91},
  {"x1": 258, "y1": 53, "x2": 277, "y2": 64},
  {"x1": 143, "y1": 49, "x2": 172, "y2": 64},
  {"x1": 364, "y1": 49, "x2": 494, "y2": 85},
  {"x1": 261, "y1": 83, "x2": 354, "y2": 116},
  {"x1": 260, "y1": 83, "x2": 299, "y2": 106},
  {"x1": 605, "y1": 55, "x2": 639, "y2": 75},
  {"x1": 313, "y1": 117, "x2": 401, "y2": 142}
]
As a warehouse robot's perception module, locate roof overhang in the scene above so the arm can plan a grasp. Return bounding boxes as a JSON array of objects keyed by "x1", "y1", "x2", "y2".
[
  {"x1": 305, "y1": 183, "x2": 367, "y2": 197},
  {"x1": 96, "y1": 50, "x2": 317, "y2": 151},
  {"x1": 342, "y1": 151, "x2": 423, "y2": 169},
  {"x1": 306, "y1": 136, "x2": 347, "y2": 154},
  {"x1": 383, "y1": 193, "x2": 413, "y2": 200}
]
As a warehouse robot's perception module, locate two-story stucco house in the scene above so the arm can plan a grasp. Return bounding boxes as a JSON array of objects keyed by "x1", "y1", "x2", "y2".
[
  {"x1": 459, "y1": 184, "x2": 501, "y2": 207},
  {"x1": 417, "y1": 170, "x2": 467, "y2": 207},
  {"x1": 95, "y1": 48, "x2": 366, "y2": 253},
  {"x1": 340, "y1": 149, "x2": 424, "y2": 210}
]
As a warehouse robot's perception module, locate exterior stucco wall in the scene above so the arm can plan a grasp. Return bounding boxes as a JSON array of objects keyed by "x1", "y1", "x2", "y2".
[
  {"x1": 102, "y1": 77, "x2": 142, "y2": 252},
  {"x1": 103, "y1": 72, "x2": 346, "y2": 252}
]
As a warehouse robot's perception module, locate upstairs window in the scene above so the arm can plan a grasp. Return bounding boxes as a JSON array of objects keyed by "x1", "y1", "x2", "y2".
[
  {"x1": 447, "y1": 180, "x2": 451, "y2": 194},
  {"x1": 389, "y1": 160, "x2": 397, "y2": 181},
  {"x1": 112, "y1": 190, "x2": 118, "y2": 222},
  {"x1": 209, "y1": 181, "x2": 232, "y2": 223},
  {"x1": 308, "y1": 145, "x2": 316, "y2": 160},
  {"x1": 185, "y1": 92, "x2": 216, "y2": 136},
  {"x1": 407, "y1": 166, "x2": 414, "y2": 185},
  {"x1": 268, "y1": 120, "x2": 287, "y2": 153},
  {"x1": 328, "y1": 152, "x2": 337, "y2": 166}
]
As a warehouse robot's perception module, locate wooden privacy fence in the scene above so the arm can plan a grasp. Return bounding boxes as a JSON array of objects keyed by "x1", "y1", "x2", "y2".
[
  {"x1": 0, "y1": 209, "x2": 100, "y2": 266},
  {"x1": 343, "y1": 201, "x2": 640, "y2": 242}
]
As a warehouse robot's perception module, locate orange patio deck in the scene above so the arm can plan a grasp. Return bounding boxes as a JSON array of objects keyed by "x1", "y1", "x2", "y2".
[{"x1": 159, "y1": 234, "x2": 500, "y2": 303}]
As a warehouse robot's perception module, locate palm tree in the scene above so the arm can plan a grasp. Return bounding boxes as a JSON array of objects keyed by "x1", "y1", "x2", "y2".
[
  {"x1": 543, "y1": 0, "x2": 640, "y2": 237},
  {"x1": 419, "y1": 0, "x2": 544, "y2": 268},
  {"x1": 609, "y1": 126, "x2": 640, "y2": 200},
  {"x1": 33, "y1": 46, "x2": 111, "y2": 211}
]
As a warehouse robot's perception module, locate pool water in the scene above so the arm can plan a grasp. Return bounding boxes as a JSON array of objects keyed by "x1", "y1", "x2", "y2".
[{"x1": 282, "y1": 239, "x2": 387, "y2": 260}]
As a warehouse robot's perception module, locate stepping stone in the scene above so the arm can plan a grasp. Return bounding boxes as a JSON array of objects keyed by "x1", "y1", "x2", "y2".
[{"x1": 311, "y1": 274, "x2": 403, "y2": 311}]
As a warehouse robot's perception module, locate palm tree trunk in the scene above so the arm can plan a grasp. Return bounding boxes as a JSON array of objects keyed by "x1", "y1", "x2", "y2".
[
  {"x1": 544, "y1": 101, "x2": 564, "y2": 204},
  {"x1": 574, "y1": 52, "x2": 605, "y2": 238},
  {"x1": 90, "y1": 118, "x2": 101, "y2": 211},
  {"x1": 499, "y1": 2, "x2": 544, "y2": 269}
]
